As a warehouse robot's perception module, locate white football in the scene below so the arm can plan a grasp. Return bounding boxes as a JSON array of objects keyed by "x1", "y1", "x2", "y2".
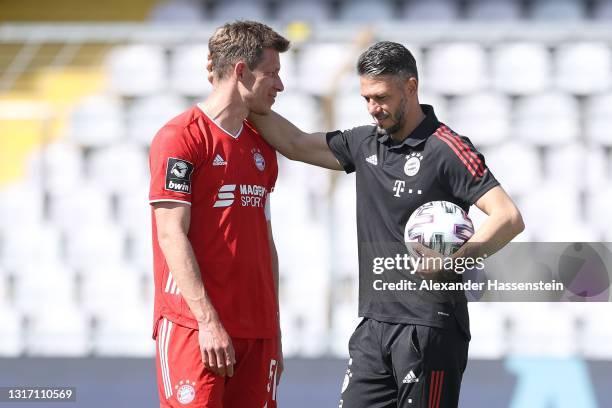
[{"x1": 404, "y1": 201, "x2": 474, "y2": 256}]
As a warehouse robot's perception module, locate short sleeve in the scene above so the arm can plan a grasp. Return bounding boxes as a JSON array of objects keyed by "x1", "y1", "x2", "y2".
[
  {"x1": 149, "y1": 125, "x2": 201, "y2": 205},
  {"x1": 437, "y1": 132, "x2": 500, "y2": 205},
  {"x1": 326, "y1": 126, "x2": 374, "y2": 174}
]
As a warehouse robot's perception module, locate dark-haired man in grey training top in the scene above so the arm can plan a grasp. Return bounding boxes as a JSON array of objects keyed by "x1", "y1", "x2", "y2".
[{"x1": 249, "y1": 41, "x2": 524, "y2": 407}]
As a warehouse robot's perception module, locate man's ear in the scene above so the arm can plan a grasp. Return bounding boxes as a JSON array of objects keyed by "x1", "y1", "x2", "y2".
[
  {"x1": 234, "y1": 61, "x2": 247, "y2": 80},
  {"x1": 406, "y1": 77, "x2": 418, "y2": 96}
]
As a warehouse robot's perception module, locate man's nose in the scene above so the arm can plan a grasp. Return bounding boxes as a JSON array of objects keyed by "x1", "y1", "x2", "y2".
[
  {"x1": 368, "y1": 101, "x2": 381, "y2": 116},
  {"x1": 275, "y1": 76, "x2": 284, "y2": 92}
]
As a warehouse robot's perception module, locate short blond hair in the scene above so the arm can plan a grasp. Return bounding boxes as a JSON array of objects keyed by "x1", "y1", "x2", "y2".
[{"x1": 208, "y1": 20, "x2": 290, "y2": 79}]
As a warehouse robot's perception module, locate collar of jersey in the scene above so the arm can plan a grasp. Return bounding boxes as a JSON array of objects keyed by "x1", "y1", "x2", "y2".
[
  {"x1": 197, "y1": 103, "x2": 243, "y2": 139},
  {"x1": 377, "y1": 104, "x2": 439, "y2": 149}
]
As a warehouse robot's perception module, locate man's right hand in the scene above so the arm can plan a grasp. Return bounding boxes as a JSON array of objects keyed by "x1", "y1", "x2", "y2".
[{"x1": 198, "y1": 319, "x2": 236, "y2": 377}]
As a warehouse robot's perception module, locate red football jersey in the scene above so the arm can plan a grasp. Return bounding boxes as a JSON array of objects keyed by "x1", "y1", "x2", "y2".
[{"x1": 149, "y1": 104, "x2": 279, "y2": 339}]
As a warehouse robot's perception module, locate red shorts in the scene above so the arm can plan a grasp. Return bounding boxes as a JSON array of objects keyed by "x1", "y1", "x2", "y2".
[{"x1": 155, "y1": 317, "x2": 280, "y2": 408}]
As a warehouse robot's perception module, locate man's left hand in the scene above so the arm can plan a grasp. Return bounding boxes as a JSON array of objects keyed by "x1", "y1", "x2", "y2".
[{"x1": 408, "y1": 242, "x2": 457, "y2": 281}]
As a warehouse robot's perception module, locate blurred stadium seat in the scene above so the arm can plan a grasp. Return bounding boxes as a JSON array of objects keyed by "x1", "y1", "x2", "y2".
[
  {"x1": 106, "y1": 45, "x2": 167, "y2": 96},
  {"x1": 93, "y1": 303, "x2": 154, "y2": 356},
  {"x1": 273, "y1": 92, "x2": 319, "y2": 133},
  {"x1": 0, "y1": 304, "x2": 24, "y2": 356},
  {"x1": 26, "y1": 305, "x2": 90, "y2": 356},
  {"x1": 555, "y1": 42, "x2": 612, "y2": 95},
  {"x1": 505, "y1": 303, "x2": 577, "y2": 356},
  {"x1": 447, "y1": 92, "x2": 511, "y2": 147},
  {"x1": 169, "y1": 45, "x2": 213, "y2": 97},
  {"x1": 127, "y1": 94, "x2": 188, "y2": 144},
  {"x1": 520, "y1": 185, "x2": 581, "y2": 239},
  {"x1": 149, "y1": 0, "x2": 206, "y2": 22},
  {"x1": 68, "y1": 94, "x2": 125, "y2": 148},
  {"x1": 584, "y1": 92, "x2": 612, "y2": 145},
  {"x1": 593, "y1": 0, "x2": 612, "y2": 20},
  {"x1": 275, "y1": 0, "x2": 332, "y2": 24},
  {"x1": 338, "y1": 0, "x2": 396, "y2": 22},
  {"x1": 212, "y1": 0, "x2": 269, "y2": 21},
  {"x1": 335, "y1": 92, "x2": 373, "y2": 131},
  {"x1": 465, "y1": 0, "x2": 522, "y2": 21},
  {"x1": 468, "y1": 303, "x2": 507, "y2": 358},
  {"x1": 483, "y1": 143, "x2": 541, "y2": 196},
  {"x1": 530, "y1": 0, "x2": 586, "y2": 21},
  {"x1": 425, "y1": 43, "x2": 488, "y2": 95},
  {"x1": 87, "y1": 143, "x2": 149, "y2": 194},
  {"x1": 491, "y1": 42, "x2": 551, "y2": 95},
  {"x1": 515, "y1": 92, "x2": 580, "y2": 145},
  {"x1": 401, "y1": 0, "x2": 459, "y2": 21},
  {"x1": 297, "y1": 42, "x2": 355, "y2": 95}
]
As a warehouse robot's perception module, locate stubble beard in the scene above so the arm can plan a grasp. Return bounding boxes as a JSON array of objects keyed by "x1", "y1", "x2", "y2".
[{"x1": 377, "y1": 96, "x2": 406, "y2": 137}]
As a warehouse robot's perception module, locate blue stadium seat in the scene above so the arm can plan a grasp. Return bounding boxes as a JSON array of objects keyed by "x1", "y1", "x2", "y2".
[
  {"x1": 275, "y1": 0, "x2": 332, "y2": 23},
  {"x1": 530, "y1": 0, "x2": 586, "y2": 21},
  {"x1": 594, "y1": 0, "x2": 612, "y2": 20},
  {"x1": 465, "y1": 0, "x2": 522, "y2": 21},
  {"x1": 213, "y1": 0, "x2": 269, "y2": 21},
  {"x1": 401, "y1": 0, "x2": 459, "y2": 21},
  {"x1": 149, "y1": 0, "x2": 207, "y2": 22},
  {"x1": 337, "y1": 0, "x2": 396, "y2": 22}
]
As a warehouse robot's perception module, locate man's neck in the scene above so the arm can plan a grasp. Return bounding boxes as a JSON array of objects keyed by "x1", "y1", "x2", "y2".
[
  {"x1": 200, "y1": 86, "x2": 249, "y2": 136},
  {"x1": 389, "y1": 104, "x2": 426, "y2": 143}
]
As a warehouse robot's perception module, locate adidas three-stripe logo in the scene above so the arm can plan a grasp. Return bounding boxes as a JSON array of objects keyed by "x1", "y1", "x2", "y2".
[
  {"x1": 402, "y1": 370, "x2": 419, "y2": 384},
  {"x1": 213, "y1": 154, "x2": 227, "y2": 166}
]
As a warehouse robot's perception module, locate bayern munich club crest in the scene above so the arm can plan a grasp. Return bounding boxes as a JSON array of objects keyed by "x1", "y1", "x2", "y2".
[
  {"x1": 252, "y1": 148, "x2": 266, "y2": 171},
  {"x1": 404, "y1": 152, "x2": 423, "y2": 176},
  {"x1": 175, "y1": 380, "x2": 196, "y2": 404}
]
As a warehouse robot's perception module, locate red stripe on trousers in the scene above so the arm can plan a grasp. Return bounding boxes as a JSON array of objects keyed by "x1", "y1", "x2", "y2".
[
  {"x1": 428, "y1": 371, "x2": 438, "y2": 408},
  {"x1": 439, "y1": 126, "x2": 485, "y2": 177},
  {"x1": 434, "y1": 132, "x2": 478, "y2": 177},
  {"x1": 434, "y1": 371, "x2": 445, "y2": 408}
]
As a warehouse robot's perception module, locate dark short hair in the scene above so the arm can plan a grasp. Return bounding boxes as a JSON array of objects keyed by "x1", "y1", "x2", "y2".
[
  {"x1": 209, "y1": 20, "x2": 290, "y2": 79},
  {"x1": 357, "y1": 41, "x2": 418, "y2": 81}
]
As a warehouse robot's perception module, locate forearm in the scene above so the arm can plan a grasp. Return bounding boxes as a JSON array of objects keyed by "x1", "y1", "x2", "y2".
[
  {"x1": 159, "y1": 232, "x2": 219, "y2": 325},
  {"x1": 250, "y1": 111, "x2": 302, "y2": 159},
  {"x1": 454, "y1": 210, "x2": 524, "y2": 260}
]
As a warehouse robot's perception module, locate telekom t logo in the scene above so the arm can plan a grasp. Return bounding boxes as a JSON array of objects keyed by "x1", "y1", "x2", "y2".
[{"x1": 393, "y1": 180, "x2": 405, "y2": 197}]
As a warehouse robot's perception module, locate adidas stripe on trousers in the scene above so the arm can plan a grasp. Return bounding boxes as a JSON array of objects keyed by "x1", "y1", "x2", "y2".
[{"x1": 339, "y1": 318, "x2": 469, "y2": 408}]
